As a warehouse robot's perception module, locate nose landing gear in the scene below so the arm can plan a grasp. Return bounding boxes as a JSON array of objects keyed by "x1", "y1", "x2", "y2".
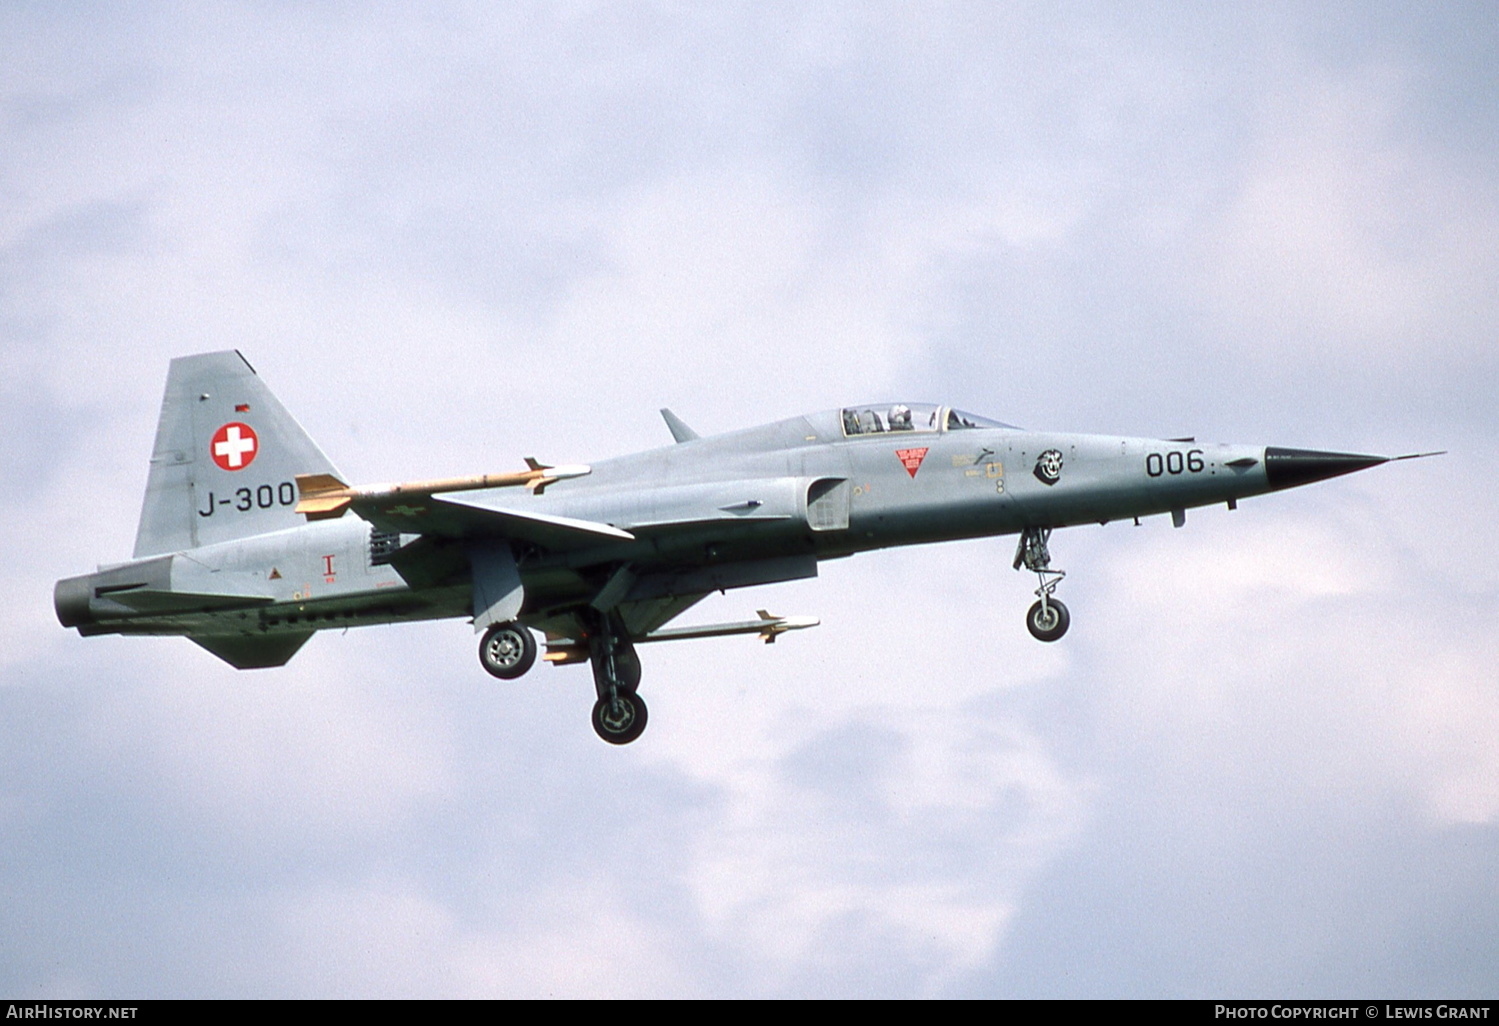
[
  {"x1": 1025, "y1": 596, "x2": 1070, "y2": 642},
  {"x1": 1014, "y1": 527, "x2": 1069, "y2": 642}
]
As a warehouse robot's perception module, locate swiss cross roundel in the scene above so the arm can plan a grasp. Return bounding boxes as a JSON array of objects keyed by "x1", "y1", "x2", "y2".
[{"x1": 210, "y1": 422, "x2": 259, "y2": 471}]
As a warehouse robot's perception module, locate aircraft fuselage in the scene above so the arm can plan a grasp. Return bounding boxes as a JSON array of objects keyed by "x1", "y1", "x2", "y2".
[{"x1": 59, "y1": 417, "x2": 1341, "y2": 642}]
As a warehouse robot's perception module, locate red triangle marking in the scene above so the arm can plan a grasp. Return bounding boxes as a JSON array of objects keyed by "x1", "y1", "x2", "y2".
[{"x1": 895, "y1": 447, "x2": 929, "y2": 478}]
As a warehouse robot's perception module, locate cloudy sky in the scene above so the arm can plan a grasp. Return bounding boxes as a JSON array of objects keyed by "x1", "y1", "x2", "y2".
[{"x1": 3, "y1": 2, "x2": 1496, "y2": 998}]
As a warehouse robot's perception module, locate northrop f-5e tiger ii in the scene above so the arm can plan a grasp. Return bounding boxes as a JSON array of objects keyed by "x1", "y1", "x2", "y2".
[{"x1": 56, "y1": 352, "x2": 1436, "y2": 744}]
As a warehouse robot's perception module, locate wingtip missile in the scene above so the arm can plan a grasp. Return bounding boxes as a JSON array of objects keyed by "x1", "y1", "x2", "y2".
[
  {"x1": 755, "y1": 609, "x2": 820, "y2": 643},
  {"x1": 642, "y1": 611, "x2": 820, "y2": 644},
  {"x1": 295, "y1": 463, "x2": 593, "y2": 518},
  {"x1": 525, "y1": 462, "x2": 592, "y2": 494},
  {"x1": 542, "y1": 610, "x2": 820, "y2": 662},
  {"x1": 294, "y1": 473, "x2": 355, "y2": 519}
]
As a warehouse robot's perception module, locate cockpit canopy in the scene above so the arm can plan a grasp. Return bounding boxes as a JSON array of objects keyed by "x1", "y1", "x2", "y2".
[{"x1": 840, "y1": 403, "x2": 1014, "y2": 437}]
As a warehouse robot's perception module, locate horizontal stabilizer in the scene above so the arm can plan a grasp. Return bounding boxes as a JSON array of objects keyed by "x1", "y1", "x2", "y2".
[
  {"x1": 64, "y1": 556, "x2": 277, "y2": 623},
  {"x1": 100, "y1": 588, "x2": 274, "y2": 614},
  {"x1": 192, "y1": 632, "x2": 314, "y2": 669}
]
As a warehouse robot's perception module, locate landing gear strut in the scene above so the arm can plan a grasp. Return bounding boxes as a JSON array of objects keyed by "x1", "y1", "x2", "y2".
[
  {"x1": 479, "y1": 621, "x2": 538, "y2": 678},
  {"x1": 585, "y1": 610, "x2": 648, "y2": 744},
  {"x1": 1014, "y1": 527, "x2": 1069, "y2": 642}
]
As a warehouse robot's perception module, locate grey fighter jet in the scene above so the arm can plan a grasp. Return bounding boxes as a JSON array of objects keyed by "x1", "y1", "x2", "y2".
[{"x1": 55, "y1": 352, "x2": 1435, "y2": 744}]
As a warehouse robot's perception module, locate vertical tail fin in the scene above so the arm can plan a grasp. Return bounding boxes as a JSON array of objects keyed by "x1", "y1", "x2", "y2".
[{"x1": 133, "y1": 351, "x2": 341, "y2": 556}]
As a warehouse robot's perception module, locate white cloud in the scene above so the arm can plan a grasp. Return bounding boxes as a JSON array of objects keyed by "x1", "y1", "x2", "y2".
[
  {"x1": 1197, "y1": 59, "x2": 1499, "y2": 371},
  {"x1": 78, "y1": 649, "x2": 458, "y2": 840},
  {"x1": 1089, "y1": 505, "x2": 1499, "y2": 826}
]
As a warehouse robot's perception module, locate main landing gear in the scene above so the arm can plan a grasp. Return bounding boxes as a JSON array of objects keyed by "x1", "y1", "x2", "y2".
[
  {"x1": 584, "y1": 610, "x2": 647, "y2": 745},
  {"x1": 1014, "y1": 527, "x2": 1069, "y2": 642},
  {"x1": 475, "y1": 612, "x2": 649, "y2": 745},
  {"x1": 476, "y1": 609, "x2": 647, "y2": 744}
]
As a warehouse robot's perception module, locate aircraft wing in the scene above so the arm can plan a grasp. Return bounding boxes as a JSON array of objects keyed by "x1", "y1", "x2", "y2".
[
  {"x1": 526, "y1": 593, "x2": 709, "y2": 654},
  {"x1": 615, "y1": 593, "x2": 711, "y2": 639},
  {"x1": 351, "y1": 493, "x2": 634, "y2": 551}
]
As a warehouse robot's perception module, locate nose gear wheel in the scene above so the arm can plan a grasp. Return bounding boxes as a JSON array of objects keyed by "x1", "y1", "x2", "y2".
[{"x1": 1026, "y1": 598, "x2": 1070, "y2": 641}]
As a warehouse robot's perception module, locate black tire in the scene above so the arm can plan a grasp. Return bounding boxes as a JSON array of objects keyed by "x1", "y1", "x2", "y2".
[
  {"x1": 479, "y1": 622, "x2": 537, "y2": 679},
  {"x1": 592, "y1": 692, "x2": 648, "y2": 745},
  {"x1": 1026, "y1": 599, "x2": 1070, "y2": 642}
]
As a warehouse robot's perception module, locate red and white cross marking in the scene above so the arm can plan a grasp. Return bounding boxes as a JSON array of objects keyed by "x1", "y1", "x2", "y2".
[{"x1": 211, "y1": 422, "x2": 259, "y2": 471}]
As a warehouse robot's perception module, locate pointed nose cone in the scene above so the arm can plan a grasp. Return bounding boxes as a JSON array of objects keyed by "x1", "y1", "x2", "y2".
[{"x1": 1264, "y1": 447, "x2": 1389, "y2": 491}]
